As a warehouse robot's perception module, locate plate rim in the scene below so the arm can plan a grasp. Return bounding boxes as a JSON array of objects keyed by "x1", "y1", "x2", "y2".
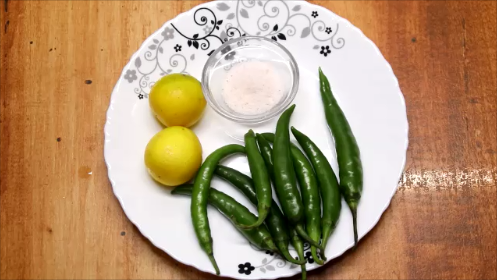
[{"x1": 104, "y1": 1, "x2": 409, "y2": 279}]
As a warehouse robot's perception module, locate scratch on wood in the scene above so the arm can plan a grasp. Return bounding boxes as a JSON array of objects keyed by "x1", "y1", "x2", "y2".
[
  {"x1": 462, "y1": 18, "x2": 469, "y2": 95},
  {"x1": 4, "y1": 20, "x2": 8, "y2": 33},
  {"x1": 398, "y1": 167, "x2": 496, "y2": 191},
  {"x1": 4, "y1": 0, "x2": 7, "y2": 12},
  {"x1": 462, "y1": 19, "x2": 466, "y2": 58}
]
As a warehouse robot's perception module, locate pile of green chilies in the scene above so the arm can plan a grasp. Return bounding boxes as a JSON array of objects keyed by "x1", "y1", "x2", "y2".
[{"x1": 171, "y1": 69, "x2": 363, "y2": 279}]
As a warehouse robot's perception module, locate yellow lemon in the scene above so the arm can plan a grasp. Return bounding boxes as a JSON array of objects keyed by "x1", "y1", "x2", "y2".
[
  {"x1": 144, "y1": 126, "x2": 202, "y2": 187},
  {"x1": 149, "y1": 73, "x2": 206, "y2": 127}
]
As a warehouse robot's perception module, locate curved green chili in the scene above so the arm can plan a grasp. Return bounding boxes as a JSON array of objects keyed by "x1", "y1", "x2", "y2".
[
  {"x1": 191, "y1": 144, "x2": 245, "y2": 275},
  {"x1": 290, "y1": 127, "x2": 341, "y2": 259},
  {"x1": 319, "y1": 68, "x2": 362, "y2": 246},
  {"x1": 214, "y1": 165, "x2": 305, "y2": 265},
  {"x1": 237, "y1": 130, "x2": 271, "y2": 229},
  {"x1": 256, "y1": 133, "x2": 275, "y2": 181},
  {"x1": 290, "y1": 228, "x2": 307, "y2": 280},
  {"x1": 273, "y1": 105, "x2": 301, "y2": 223},
  {"x1": 173, "y1": 185, "x2": 277, "y2": 252},
  {"x1": 259, "y1": 133, "x2": 324, "y2": 264},
  {"x1": 288, "y1": 145, "x2": 323, "y2": 265},
  {"x1": 271, "y1": 105, "x2": 323, "y2": 251}
]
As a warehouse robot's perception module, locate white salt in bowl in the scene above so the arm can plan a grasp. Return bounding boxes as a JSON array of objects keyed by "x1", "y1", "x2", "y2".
[{"x1": 202, "y1": 36, "x2": 299, "y2": 124}]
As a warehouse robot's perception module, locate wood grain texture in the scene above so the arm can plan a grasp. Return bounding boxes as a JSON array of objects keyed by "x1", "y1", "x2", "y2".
[{"x1": 1, "y1": 1, "x2": 495, "y2": 279}]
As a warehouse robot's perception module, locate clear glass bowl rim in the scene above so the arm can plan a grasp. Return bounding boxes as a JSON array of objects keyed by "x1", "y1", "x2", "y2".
[{"x1": 201, "y1": 36, "x2": 300, "y2": 124}]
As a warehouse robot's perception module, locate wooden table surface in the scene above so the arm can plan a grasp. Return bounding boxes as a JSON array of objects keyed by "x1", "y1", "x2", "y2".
[{"x1": 1, "y1": 1, "x2": 496, "y2": 279}]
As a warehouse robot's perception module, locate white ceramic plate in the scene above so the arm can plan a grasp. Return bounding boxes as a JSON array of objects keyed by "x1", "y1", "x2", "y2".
[{"x1": 104, "y1": 0, "x2": 408, "y2": 279}]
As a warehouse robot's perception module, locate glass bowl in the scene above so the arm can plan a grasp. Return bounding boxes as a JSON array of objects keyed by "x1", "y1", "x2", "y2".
[{"x1": 201, "y1": 36, "x2": 299, "y2": 124}]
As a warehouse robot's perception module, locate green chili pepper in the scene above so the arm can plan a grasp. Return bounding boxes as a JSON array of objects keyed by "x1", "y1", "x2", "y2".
[
  {"x1": 290, "y1": 228, "x2": 307, "y2": 280},
  {"x1": 273, "y1": 105, "x2": 300, "y2": 222},
  {"x1": 191, "y1": 144, "x2": 245, "y2": 275},
  {"x1": 287, "y1": 144, "x2": 323, "y2": 265},
  {"x1": 319, "y1": 68, "x2": 363, "y2": 246},
  {"x1": 173, "y1": 185, "x2": 278, "y2": 252},
  {"x1": 214, "y1": 165, "x2": 305, "y2": 265},
  {"x1": 272, "y1": 105, "x2": 324, "y2": 251},
  {"x1": 290, "y1": 127, "x2": 341, "y2": 259},
  {"x1": 255, "y1": 134, "x2": 275, "y2": 181},
  {"x1": 236, "y1": 130, "x2": 272, "y2": 229},
  {"x1": 259, "y1": 133, "x2": 324, "y2": 265}
]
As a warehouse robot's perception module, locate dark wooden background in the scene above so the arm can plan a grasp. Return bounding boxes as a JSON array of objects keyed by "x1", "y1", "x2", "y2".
[{"x1": 1, "y1": 1, "x2": 495, "y2": 279}]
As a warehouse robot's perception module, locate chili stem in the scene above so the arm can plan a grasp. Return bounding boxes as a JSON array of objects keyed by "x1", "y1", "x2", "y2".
[
  {"x1": 352, "y1": 207, "x2": 358, "y2": 248},
  {"x1": 277, "y1": 241, "x2": 306, "y2": 265},
  {"x1": 295, "y1": 224, "x2": 324, "y2": 251},
  {"x1": 208, "y1": 255, "x2": 220, "y2": 275}
]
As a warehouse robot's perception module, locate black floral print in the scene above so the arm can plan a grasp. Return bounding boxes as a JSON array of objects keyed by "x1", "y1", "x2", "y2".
[
  {"x1": 320, "y1": 46, "x2": 331, "y2": 57},
  {"x1": 238, "y1": 262, "x2": 255, "y2": 275},
  {"x1": 124, "y1": 5, "x2": 347, "y2": 99},
  {"x1": 161, "y1": 27, "x2": 174, "y2": 40},
  {"x1": 124, "y1": 70, "x2": 137, "y2": 83},
  {"x1": 304, "y1": 251, "x2": 314, "y2": 264},
  {"x1": 265, "y1": 250, "x2": 274, "y2": 256}
]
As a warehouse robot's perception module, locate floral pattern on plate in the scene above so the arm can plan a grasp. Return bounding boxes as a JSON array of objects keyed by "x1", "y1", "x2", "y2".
[{"x1": 124, "y1": 0, "x2": 345, "y2": 100}]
